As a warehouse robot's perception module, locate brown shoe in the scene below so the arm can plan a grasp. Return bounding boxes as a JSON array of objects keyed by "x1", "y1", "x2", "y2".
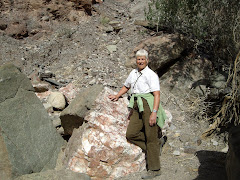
[{"x1": 141, "y1": 170, "x2": 161, "y2": 179}]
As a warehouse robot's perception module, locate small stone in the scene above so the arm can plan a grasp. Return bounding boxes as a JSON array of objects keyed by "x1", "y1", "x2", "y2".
[
  {"x1": 57, "y1": 127, "x2": 64, "y2": 135},
  {"x1": 183, "y1": 146, "x2": 197, "y2": 154},
  {"x1": 211, "y1": 139, "x2": 219, "y2": 146},
  {"x1": 33, "y1": 82, "x2": 51, "y2": 93},
  {"x1": 42, "y1": 16, "x2": 49, "y2": 21},
  {"x1": 106, "y1": 45, "x2": 117, "y2": 53},
  {"x1": 104, "y1": 25, "x2": 114, "y2": 33},
  {"x1": 89, "y1": 78, "x2": 96, "y2": 85},
  {"x1": 174, "y1": 133, "x2": 180, "y2": 137},
  {"x1": 221, "y1": 145, "x2": 229, "y2": 153},
  {"x1": 173, "y1": 150, "x2": 181, "y2": 156},
  {"x1": 39, "y1": 70, "x2": 54, "y2": 79},
  {"x1": 47, "y1": 92, "x2": 66, "y2": 110},
  {"x1": 195, "y1": 138, "x2": 202, "y2": 146},
  {"x1": 109, "y1": 20, "x2": 120, "y2": 26}
]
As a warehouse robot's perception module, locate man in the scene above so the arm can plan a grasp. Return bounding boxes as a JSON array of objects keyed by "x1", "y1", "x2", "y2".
[{"x1": 109, "y1": 49, "x2": 166, "y2": 179}]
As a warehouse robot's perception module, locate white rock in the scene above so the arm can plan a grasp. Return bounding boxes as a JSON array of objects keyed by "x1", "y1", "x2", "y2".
[
  {"x1": 89, "y1": 78, "x2": 96, "y2": 85},
  {"x1": 57, "y1": 127, "x2": 64, "y2": 135},
  {"x1": 221, "y1": 145, "x2": 229, "y2": 153},
  {"x1": 173, "y1": 150, "x2": 181, "y2": 156},
  {"x1": 47, "y1": 92, "x2": 66, "y2": 110},
  {"x1": 106, "y1": 45, "x2": 117, "y2": 53},
  {"x1": 211, "y1": 139, "x2": 219, "y2": 146},
  {"x1": 162, "y1": 109, "x2": 173, "y2": 135}
]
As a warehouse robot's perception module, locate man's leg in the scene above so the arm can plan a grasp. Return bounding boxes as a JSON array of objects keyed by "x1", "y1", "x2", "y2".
[
  {"x1": 142, "y1": 98, "x2": 160, "y2": 171},
  {"x1": 126, "y1": 101, "x2": 146, "y2": 151}
]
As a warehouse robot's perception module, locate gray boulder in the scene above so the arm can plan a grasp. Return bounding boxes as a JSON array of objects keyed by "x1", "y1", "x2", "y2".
[
  {"x1": 160, "y1": 56, "x2": 214, "y2": 100},
  {"x1": 0, "y1": 64, "x2": 34, "y2": 103},
  {"x1": 126, "y1": 33, "x2": 189, "y2": 71},
  {"x1": 14, "y1": 169, "x2": 91, "y2": 180},
  {"x1": 0, "y1": 129, "x2": 12, "y2": 180},
  {"x1": 0, "y1": 64, "x2": 64, "y2": 178},
  {"x1": 60, "y1": 85, "x2": 104, "y2": 135}
]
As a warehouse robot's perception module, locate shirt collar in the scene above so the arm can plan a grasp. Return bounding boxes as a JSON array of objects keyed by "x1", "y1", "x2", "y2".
[{"x1": 135, "y1": 66, "x2": 149, "y2": 74}]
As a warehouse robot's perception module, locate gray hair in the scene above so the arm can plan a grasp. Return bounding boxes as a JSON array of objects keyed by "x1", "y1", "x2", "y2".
[{"x1": 136, "y1": 49, "x2": 148, "y2": 59}]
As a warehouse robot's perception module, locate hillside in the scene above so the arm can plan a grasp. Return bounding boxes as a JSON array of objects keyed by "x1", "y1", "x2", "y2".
[{"x1": 0, "y1": 0, "x2": 231, "y2": 179}]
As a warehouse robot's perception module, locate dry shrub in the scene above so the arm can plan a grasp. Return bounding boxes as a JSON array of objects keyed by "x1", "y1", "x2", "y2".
[
  {"x1": 202, "y1": 51, "x2": 240, "y2": 137},
  {"x1": 183, "y1": 88, "x2": 211, "y2": 121}
]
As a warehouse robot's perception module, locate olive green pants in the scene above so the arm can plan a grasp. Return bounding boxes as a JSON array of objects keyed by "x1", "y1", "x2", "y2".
[{"x1": 126, "y1": 98, "x2": 160, "y2": 170}]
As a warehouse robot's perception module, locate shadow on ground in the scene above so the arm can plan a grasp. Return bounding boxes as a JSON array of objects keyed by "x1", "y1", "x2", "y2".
[{"x1": 194, "y1": 150, "x2": 227, "y2": 180}]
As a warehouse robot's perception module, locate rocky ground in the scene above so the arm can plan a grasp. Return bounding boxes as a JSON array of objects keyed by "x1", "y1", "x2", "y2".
[{"x1": 0, "y1": 0, "x2": 229, "y2": 179}]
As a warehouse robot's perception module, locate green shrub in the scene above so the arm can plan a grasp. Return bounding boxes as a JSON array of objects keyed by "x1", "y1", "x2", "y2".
[{"x1": 145, "y1": 0, "x2": 240, "y2": 67}]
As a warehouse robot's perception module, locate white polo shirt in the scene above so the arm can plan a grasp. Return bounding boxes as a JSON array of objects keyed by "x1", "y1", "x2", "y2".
[{"x1": 124, "y1": 66, "x2": 160, "y2": 94}]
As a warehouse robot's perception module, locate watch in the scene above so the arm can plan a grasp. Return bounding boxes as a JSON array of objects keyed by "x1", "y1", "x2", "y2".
[{"x1": 152, "y1": 109, "x2": 157, "y2": 113}]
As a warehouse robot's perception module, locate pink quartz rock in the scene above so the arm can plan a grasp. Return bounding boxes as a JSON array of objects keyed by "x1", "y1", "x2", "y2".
[
  {"x1": 35, "y1": 90, "x2": 51, "y2": 101},
  {"x1": 59, "y1": 83, "x2": 78, "y2": 104},
  {"x1": 63, "y1": 87, "x2": 146, "y2": 179}
]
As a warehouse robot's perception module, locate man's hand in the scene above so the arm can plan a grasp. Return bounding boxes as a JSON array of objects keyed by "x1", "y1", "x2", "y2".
[
  {"x1": 108, "y1": 94, "x2": 119, "y2": 101},
  {"x1": 108, "y1": 86, "x2": 129, "y2": 102},
  {"x1": 149, "y1": 112, "x2": 157, "y2": 126}
]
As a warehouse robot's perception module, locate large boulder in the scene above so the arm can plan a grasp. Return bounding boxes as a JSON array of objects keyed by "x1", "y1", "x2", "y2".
[
  {"x1": 0, "y1": 64, "x2": 34, "y2": 103},
  {"x1": 14, "y1": 169, "x2": 91, "y2": 180},
  {"x1": 226, "y1": 125, "x2": 240, "y2": 180},
  {"x1": 161, "y1": 56, "x2": 213, "y2": 94},
  {"x1": 0, "y1": 129, "x2": 12, "y2": 180},
  {"x1": 0, "y1": 64, "x2": 64, "y2": 178},
  {"x1": 60, "y1": 85, "x2": 104, "y2": 136},
  {"x1": 126, "y1": 33, "x2": 189, "y2": 71},
  {"x1": 160, "y1": 54, "x2": 227, "y2": 99},
  {"x1": 63, "y1": 87, "x2": 146, "y2": 179}
]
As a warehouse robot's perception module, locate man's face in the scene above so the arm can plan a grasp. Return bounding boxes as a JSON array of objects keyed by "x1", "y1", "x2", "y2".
[{"x1": 136, "y1": 56, "x2": 148, "y2": 71}]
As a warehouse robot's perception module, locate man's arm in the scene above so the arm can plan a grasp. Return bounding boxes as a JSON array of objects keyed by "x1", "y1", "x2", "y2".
[
  {"x1": 149, "y1": 91, "x2": 160, "y2": 126},
  {"x1": 108, "y1": 86, "x2": 130, "y2": 101}
]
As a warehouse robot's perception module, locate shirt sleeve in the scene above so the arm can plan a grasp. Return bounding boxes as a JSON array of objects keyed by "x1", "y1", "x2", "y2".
[
  {"x1": 123, "y1": 70, "x2": 134, "y2": 88},
  {"x1": 149, "y1": 72, "x2": 160, "y2": 92}
]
